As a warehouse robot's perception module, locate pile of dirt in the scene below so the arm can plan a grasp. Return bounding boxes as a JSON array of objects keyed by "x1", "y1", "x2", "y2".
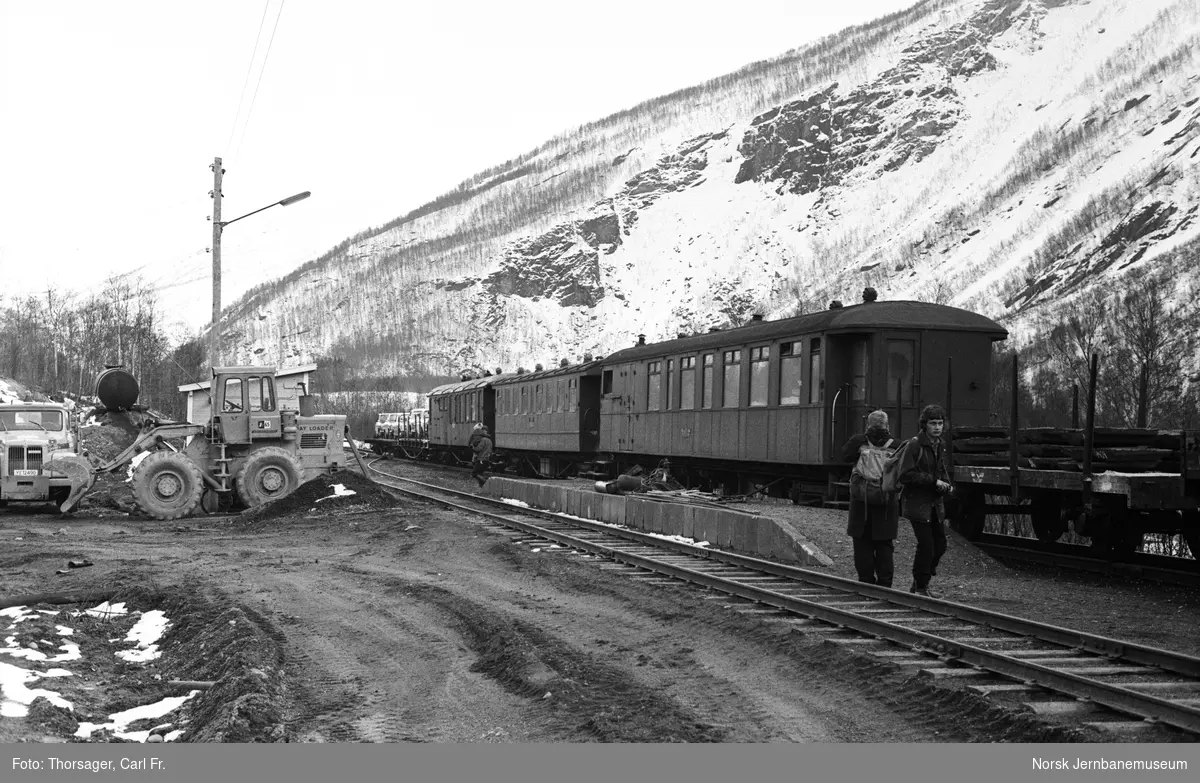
[
  {"x1": 78, "y1": 422, "x2": 136, "y2": 461},
  {"x1": 239, "y1": 470, "x2": 398, "y2": 523}
]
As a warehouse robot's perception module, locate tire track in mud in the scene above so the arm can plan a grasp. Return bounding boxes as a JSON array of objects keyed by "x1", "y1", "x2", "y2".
[
  {"x1": 454, "y1": 533, "x2": 1090, "y2": 744},
  {"x1": 398, "y1": 581, "x2": 727, "y2": 742},
  {"x1": 249, "y1": 563, "x2": 552, "y2": 743}
]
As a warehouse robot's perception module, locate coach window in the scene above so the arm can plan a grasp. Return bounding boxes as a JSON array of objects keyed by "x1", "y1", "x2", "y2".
[
  {"x1": 647, "y1": 361, "x2": 662, "y2": 411},
  {"x1": 701, "y1": 354, "x2": 714, "y2": 409},
  {"x1": 602, "y1": 369, "x2": 614, "y2": 396},
  {"x1": 851, "y1": 340, "x2": 869, "y2": 403},
  {"x1": 680, "y1": 357, "x2": 696, "y2": 409},
  {"x1": 809, "y1": 338, "x2": 822, "y2": 404},
  {"x1": 779, "y1": 342, "x2": 802, "y2": 405},
  {"x1": 568, "y1": 378, "x2": 576, "y2": 412},
  {"x1": 749, "y1": 347, "x2": 769, "y2": 407},
  {"x1": 886, "y1": 340, "x2": 915, "y2": 404},
  {"x1": 665, "y1": 359, "x2": 673, "y2": 410},
  {"x1": 521, "y1": 386, "x2": 528, "y2": 414},
  {"x1": 722, "y1": 350, "x2": 741, "y2": 408}
]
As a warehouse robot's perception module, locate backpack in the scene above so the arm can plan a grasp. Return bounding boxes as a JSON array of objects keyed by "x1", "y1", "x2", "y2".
[
  {"x1": 880, "y1": 437, "x2": 912, "y2": 495},
  {"x1": 850, "y1": 438, "x2": 894, "y2": 505}
]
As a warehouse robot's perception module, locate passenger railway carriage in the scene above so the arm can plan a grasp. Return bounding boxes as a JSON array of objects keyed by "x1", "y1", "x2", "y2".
[
  {"x1": 491, "y1": 360, "x2": 604, "y2": 476},
  {"x1": 595, "y1": 301, "x2": 1007, "y2": 496},
  {"x1": 426, "y1": 374, "x2": 517, "y2": 463}
]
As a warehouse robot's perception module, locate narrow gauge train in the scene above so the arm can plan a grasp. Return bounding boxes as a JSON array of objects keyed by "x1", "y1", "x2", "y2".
[
  {"x1": 423, "y1": 299, "x2": 1005, "y2": 498},
  {"x1": 395, "y1": 297, "x2": 1199, "y2": 560}
]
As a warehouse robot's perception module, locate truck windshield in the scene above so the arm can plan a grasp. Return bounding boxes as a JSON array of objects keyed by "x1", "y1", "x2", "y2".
[{"x1": 0, "y1": 410, "x2": 64, "y2": 431}]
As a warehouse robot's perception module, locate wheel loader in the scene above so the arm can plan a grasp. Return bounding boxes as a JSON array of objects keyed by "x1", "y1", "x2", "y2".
[{"x1": 47, "y1": 366, "x2": 359, "y2": 520}]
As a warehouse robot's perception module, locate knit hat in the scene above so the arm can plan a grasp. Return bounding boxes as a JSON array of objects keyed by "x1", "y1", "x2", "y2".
[{"x1": 866, "y1": 410, "x2": 888, "y2": 429}]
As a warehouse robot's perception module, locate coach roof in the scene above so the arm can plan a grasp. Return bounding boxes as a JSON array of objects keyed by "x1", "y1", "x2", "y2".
[
  {"x1": 491, "y1": 360, "x2": 605, "y2": 387},
  {"x1": 428, "y1": 373, "x2": 521, "y2": 397},
  {"x1": 602, "y1": 300, "x2": 1007, "y2": 363}
]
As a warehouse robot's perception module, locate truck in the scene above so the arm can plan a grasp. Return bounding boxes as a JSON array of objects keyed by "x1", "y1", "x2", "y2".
[
  {"x1": 48, "y1": 366, "x2": 360, "y2": 520},
  {"x1": 0, "y1": 401, "x2": 78, "y2": 507}
]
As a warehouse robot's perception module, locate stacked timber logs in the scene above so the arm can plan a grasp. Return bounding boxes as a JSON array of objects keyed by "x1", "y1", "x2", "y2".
[{"x1": 951, "y1": 427, "x2": 1192, "y2": 474}]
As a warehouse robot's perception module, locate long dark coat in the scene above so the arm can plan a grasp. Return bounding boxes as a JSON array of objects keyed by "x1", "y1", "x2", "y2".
[
  {"x1": 841, "y1": 426, "x2": 900, "y2": 540},
  {"x1": 897, "y1": 430, "x2": 952, "y2": 523}
]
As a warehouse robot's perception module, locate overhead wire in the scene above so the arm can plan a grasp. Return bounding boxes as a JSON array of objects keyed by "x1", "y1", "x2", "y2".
[
  {"x1": 231, "y1": 0, "x2": 288, "y2": 168},
  {"x1": 224, "y1": 1, "x2": 273, "y2": 156}
]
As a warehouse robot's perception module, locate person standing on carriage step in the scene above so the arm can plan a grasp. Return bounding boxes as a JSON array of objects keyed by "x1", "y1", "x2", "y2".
[
  {"x1": 897, "y1": 404, "x2": 954, "y2": 597},
  {"x1": 471, "y1": 425, "x2": 493, "y2": 487},
  {"x1": 840, "y1": 410, "x2": 899, "y2": 587}
]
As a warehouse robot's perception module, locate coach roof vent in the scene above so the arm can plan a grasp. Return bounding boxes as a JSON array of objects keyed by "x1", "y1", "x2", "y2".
[
  {"x1": 637, "y1": 334, "x2": 646, "y2": 345},
  {"x1": 535, "y1": 363, "x2": 544, "y2": 371},
  {"x1": 560, "y1": 358, "x2": 569, "y2": 367},
  {"x1": 677, "y1": 332, "x2": 688, "y2": 339},
  {"x1": 829, "y1": 300, "x2": 844, "y2": 309},
  {"x1": 583, "y1": 353, "x2": 594, "y2": 362},
  {"x1": 750, "y1": 313, "x2": 764, "y2": 322},
  {"x1": 708, "y1": 326, "x2": 722, "y2": 332},
  {"x1": 863, "y1": 287, "x2": 878, "y2": 303}
]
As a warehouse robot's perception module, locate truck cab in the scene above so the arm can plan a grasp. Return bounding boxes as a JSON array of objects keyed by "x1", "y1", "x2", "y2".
[{"x1": 0, "y1": 402, "x2": 77, "y2": 505}]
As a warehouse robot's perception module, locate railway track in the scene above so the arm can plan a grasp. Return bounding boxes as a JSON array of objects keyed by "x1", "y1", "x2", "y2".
[
  {"x1": 362, "y1": 446, "x2": 1200, "y2": 588},
  {"x1": 971, "y1": 534, "x2": 1200, "y2": 589},
  {"x1": 361, "y1": 457, "x2": 1200, "y2": 739}
]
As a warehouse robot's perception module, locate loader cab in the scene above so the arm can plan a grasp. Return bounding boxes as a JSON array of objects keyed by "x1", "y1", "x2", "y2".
[{"x1": 211, "y1": 367, "x2": 280, "y2": 445}]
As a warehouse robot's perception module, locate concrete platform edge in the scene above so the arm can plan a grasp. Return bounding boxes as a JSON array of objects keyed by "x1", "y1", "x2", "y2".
[{"x1": 481, "y1": 477, "x2": 832, "y2": 568}]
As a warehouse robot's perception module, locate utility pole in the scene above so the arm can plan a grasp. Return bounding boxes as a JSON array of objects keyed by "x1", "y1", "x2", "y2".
[{"x1": 210, "y1": 157, "x2": 224, "y2": 368}]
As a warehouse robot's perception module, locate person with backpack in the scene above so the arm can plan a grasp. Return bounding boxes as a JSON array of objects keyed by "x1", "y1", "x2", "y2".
[
  {"x1": 895, "y1": 404, "x2": 954, "y2": 597},
  {"x1": 840, "y1": 410, "x2": 899, "y2": 587},
  {"x1": 471, "y1": 424, "x2": 493, "y2": 487}
]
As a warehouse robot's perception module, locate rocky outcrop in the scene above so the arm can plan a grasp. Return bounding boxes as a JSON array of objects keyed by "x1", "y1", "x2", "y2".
[
  {"x1": 479, "y1": 133, "x2": 720, "y2": 307},
  {"x1": 733, "y1": 0, "x2": 1036, "y2": 193},
  {"x1": 484, "y1": 225, "x2": 607, "y2": 308},
  {"x1": 1005, "y1": 200, "x2": 1187, "y2": 309}
]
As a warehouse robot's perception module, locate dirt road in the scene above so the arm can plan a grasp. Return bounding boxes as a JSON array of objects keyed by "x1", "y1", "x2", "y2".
[{"x1": 1, "y1": 477, "x2": 1070, "y2": 743}]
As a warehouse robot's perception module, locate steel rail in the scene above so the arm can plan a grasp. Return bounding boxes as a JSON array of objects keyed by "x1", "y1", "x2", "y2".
[
  {"x1": 973, "y1": 536, "x2": 1200, "y2": 589},
  {"x1": 363, "y1": 460, "x2": 1200, "y2": 734}
]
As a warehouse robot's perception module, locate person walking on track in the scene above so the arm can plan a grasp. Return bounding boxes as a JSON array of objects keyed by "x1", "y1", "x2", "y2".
[{"x1": 471, "y1": 424, "x2": 493, "y2": 487}]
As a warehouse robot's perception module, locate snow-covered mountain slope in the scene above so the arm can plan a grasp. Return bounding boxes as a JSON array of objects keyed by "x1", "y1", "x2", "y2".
[{"x1": 220, "y1": 0, "x2": 1200, "y2": 380}]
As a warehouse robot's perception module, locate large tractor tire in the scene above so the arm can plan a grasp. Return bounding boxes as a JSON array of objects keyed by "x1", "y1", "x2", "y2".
[
  {"x1": 236, "y1": 447, "x2": 304, "y2": 508},
  {"x1": 132, "y1": 452, "x2": 205, "y2": 520}
]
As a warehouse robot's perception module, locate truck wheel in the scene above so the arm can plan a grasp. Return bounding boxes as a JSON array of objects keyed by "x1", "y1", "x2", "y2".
[
  {"x1": 236, "y1": 447, "x2": 304, "y2": 508},
  {"x1": 132, "y1": 452, "x2": 204, "y2": 520}
]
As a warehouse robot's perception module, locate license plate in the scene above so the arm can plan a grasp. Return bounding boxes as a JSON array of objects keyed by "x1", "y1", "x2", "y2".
[{"x1": 13, "y1": 469, "x2": 39, "y2": 476}]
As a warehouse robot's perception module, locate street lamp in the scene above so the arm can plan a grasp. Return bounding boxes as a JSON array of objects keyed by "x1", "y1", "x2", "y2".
[{"x1": 209, "y1": 156, "x2": 310, "y2": 367}]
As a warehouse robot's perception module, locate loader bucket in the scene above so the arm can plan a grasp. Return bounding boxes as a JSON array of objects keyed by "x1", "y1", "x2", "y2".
[{"x1": 45, "y1": 455, "x2": 97, "y2": 514}]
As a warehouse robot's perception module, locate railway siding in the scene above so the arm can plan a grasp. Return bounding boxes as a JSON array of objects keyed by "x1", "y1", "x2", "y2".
[{"x1": 481, "y1": 476, "x2": 833, "y2": 567}]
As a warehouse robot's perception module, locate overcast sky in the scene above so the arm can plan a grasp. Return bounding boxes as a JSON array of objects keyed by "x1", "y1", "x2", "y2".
[{"x1": 1, "y1": 0, "x2": 918, "y2": 336}]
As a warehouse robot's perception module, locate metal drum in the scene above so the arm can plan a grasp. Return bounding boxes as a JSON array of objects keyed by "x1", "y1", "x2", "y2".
[{"x1": 95, "y1": 367, "x2": 139, "y2": 411}]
